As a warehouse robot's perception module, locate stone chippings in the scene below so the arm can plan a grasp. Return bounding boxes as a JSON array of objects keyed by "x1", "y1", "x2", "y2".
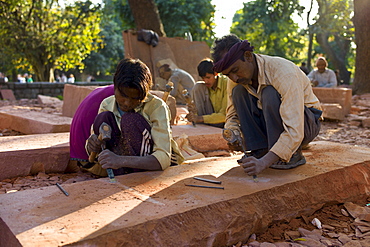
[
  {"x1": 238, "y1": 201, "x2": 370, "y2": 247},
  {"x1": 0, "y1": 171, "x2": 98, "y2": 194}
]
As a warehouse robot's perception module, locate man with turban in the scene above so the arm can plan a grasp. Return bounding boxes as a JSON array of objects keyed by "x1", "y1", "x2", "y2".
[{"x1": 212, "y1": 34, "x2": 322, "y2": 176}]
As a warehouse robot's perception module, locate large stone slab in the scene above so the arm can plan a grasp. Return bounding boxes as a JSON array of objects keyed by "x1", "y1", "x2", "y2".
[
  {"x1": 123, "y1": 30, "x2": 210, "y2": 83},
  {"x1": 0, "y1": 125, "x2": 227, "y2": 180},
  {"x1": 62, "y1": 84, "x2": 100, "y2": 118},
  {"x1": 0, "y1": 106, "x2": 71, "y2": 134},
  {"x1": 313, "y1": 87, "x2": 352, "y2": 120},
  {"x1": 0, "y1": 133, "x2": 69, "y2": 181},
  {"x1": 0, "y1": 89, "x2": 16, "y2": 101},
  {"x1": 172, "y1": 124, "x2": 228, "y2": 152},
  {"x1": 0, "y1": 141, "x2": 370, "y2": 246}
]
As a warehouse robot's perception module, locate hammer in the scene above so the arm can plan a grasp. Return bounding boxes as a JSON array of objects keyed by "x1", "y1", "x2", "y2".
[
  {"x1": 182, "y1": 89, "x2": 196, "y2": 127},
  {"x1": 162, "y1": 81, "x2": 174, "y2": 103},
  {"x1": 88, "y1": 122, "x2": 116, "y2": 183},
  {"x1": 88, "y1": 122, "x2": 112, "y2": 163}
]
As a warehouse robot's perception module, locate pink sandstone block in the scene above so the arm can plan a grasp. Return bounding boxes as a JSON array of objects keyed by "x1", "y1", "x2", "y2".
[
  {"x1": 321, "y1": 103, "x2": 345, "y2": 121},
  {"x1": 0, "y1": 89, "x2": 16, "y2": 101},
  {"x1": 313, "y1": 87, "x2": 352, "y2": 115},
  {"x1": 0, "y1": 133, "x2": 70, "y2": 180},
  {"x1": 62, "y1": 84, "x2": 99, "y2": 117},
  {"x1": 172, "y1": 124, "x2": 228, "y2": 152},
  {"x1": 0, "y1": 107, "x2": 71, "y2": 134}
]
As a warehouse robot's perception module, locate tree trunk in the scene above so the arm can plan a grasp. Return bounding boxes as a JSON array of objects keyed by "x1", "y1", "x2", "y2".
[
  {"x1": 316, "y1": 31, "x2": 350, "y2": 85},
  {"x1": 307, "y1": 27, "x2": 314, "y2": 71},
  {"x1": 353, "y1": 0, "x2": 370, "y2": 94},
  {"x1": 306, "y1": 0, "x2": 314, "y2": 71},
  {"x1": 127, "y1": 0, "x2": 166, "y2": 37}
]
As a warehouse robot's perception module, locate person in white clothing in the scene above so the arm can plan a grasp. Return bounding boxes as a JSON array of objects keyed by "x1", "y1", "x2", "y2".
[
  {"x1": 67, "y1": 74, "x2": 75, "y2": 83},
  {"x1": 307, "y1": 57, "x2": 337, "y2": 88}
]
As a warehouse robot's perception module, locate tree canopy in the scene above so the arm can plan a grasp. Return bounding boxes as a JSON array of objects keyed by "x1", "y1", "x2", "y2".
[
  {"x1": 116, "y1": 0, "x2": 216, "y2": 46},
  {"x1": 311, "y1": 0, "x2": 354, "y2": 84},
  {"x1": 230, "y1": 0, "x2": 305, "y2": 63},
  {"x1": 0, "y1": 0, "x2": 102, "y2": 82}
]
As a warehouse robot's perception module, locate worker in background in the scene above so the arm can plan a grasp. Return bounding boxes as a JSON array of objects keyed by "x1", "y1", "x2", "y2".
[
  {"x1": 307, "y1": 57, "x2": 337, "y2": 87},
  {"x1": 299, "y1": 62, "x2": 309, "y2": 75},
  {"x1": 186, "y1": 58, "x2": 231, "y2": 128},
  {"x1": 158, "y1": 64, "x2": 195, "y2": 105}
]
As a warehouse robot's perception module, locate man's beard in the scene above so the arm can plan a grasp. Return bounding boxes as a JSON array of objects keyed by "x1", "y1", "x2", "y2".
[{"x1": 236, "y1": 78, "x2": 251, "y2": 85}]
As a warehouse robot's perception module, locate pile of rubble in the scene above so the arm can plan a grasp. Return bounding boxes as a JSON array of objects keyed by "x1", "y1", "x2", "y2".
[
  {"x1": 314, "y1": 93, "x2": 370, "y2": 149},
  {"x1": 238, "y1": 201, "x2": 370, "y2": 247}
]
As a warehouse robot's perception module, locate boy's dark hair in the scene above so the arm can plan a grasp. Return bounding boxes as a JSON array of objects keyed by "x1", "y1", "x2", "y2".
[
  {"x1": 197, "y1": 58, "x2": 214, "y2": 77},
  {"x1": 113, "y1": 58, "x2": 152, "y2": 101},
  {"x1": 212, "y1": 34, "x2": 242, "y2": 63}
]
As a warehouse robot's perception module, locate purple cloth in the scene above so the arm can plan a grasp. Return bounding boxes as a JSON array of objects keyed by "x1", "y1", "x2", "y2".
[
  {"x1": 93, "y1": 111, "x2": 153, "y2": 175},
  {"x1": 69, "y1": 84, "x2": 115, "y2": 161},
  {"x1": 213, "y1": 40, "x2": 254, "y2": 73}
]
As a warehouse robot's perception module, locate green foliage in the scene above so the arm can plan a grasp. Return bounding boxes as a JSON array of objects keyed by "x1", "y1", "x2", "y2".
[
  {"x1": 313, "y1": 0, "x2": 354, "y2": 68},
  {"x1": 155, "y1": 0, "x2": 215, "y2": 45},
  {"x1": 0, "y1": 0, "x2": 102, "y2": 81},
  {"x1": 116, "y1": 0, "x2": 216, "y2": 46},
  {"x1": 83, "y1": 0, "x2": 124, "y2": 76},
  {"x1": 230, "y1": 0, "x2": 306, "y2": 63}
]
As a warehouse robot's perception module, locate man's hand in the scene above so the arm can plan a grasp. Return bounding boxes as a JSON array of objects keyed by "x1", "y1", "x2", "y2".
[
  {"x1": 186, "y1": 112, "x2": 203, "y2": 123},
  {"x1": 237, "y1": 156, "x2": 269, "y2": 176},
  {"x1": 186, "y1": 103, "x2": 196, "y2": 113},
  {"x1": 86, "y1": 134, "x2": 102, "y2": 154},
  {"x1": 98, "y1": 149, "x2": 124, "y2": 169},
  {"x1": 311, "y1": 80, "x2": 319, "y2": 87},
  {"x1": 238, "y1": 151, "x2": 280, "y2": 176}
]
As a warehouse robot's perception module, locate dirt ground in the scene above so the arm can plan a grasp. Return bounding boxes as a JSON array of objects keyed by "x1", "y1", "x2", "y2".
[{"x1": 1, "y1": 95, "x2": 370, "y2": 246}]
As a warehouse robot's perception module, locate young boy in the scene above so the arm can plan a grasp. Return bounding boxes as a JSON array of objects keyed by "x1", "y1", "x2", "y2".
[
  {"x1": 186, "y1": 58, "x2": 231, "y2": 128},
  {"x1": 86, "y1": 58, "x2": 184, "y2": 176}
]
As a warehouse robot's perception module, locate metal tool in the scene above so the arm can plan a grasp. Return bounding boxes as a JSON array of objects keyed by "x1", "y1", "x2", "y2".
[
  {"x1": 88, "y1": 122, "x2": 116, "y2": 183},
  {"x1": 193, "y1": 177, "x2": 222, "y2": 184},
  {"x1": 185, "y1": 184, "x2": 224, "y2": 189},
  {"x1": 222, "y1": 128, "x2": 258, "y2": 182},
  {"x1": 182, "y1": 89, "x2": 196, "y2": 127},
  {"x1": 56, "y1": 183, "x2": 69, "y2": 196},
  {"x1": 89, "y1": 122, "x2": 112, "y2": 162}
]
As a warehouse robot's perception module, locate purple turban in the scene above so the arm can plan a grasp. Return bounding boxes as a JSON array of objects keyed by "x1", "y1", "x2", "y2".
[{"x1": 213, "y1": 40, "x2": 254, "y2": 73}]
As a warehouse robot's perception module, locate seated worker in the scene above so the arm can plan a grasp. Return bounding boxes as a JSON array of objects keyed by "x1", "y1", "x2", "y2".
[
  {"x1": 307, "y1": 57, "x2": 337, "y2": 87},
  {"x1": 86, "y1": 58, "x2": 184, "y2": 176},
  {"x1": 299, "y1": 62, "x2": 309, "y2": 75},
  {"x1": 158, "y1": 64, "x2": 195, "y2": 105},
  {"x1": 186, "y1": 58, "x2": 229, "y2": 128},
  {"x1": 69, "y1": 84, "x2": 114, "y2": 168},
  {"x1": 212, "y1": 34, "x2": 322, "y2": 176}
]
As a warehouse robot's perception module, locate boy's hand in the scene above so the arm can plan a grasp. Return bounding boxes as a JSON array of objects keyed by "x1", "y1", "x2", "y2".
[
  {"x1": 99, "y1": 149, "x2": 123, "y2": 169},
  {"x1": 86, "y1": 134, "x2": 102, "y2": 153}
]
